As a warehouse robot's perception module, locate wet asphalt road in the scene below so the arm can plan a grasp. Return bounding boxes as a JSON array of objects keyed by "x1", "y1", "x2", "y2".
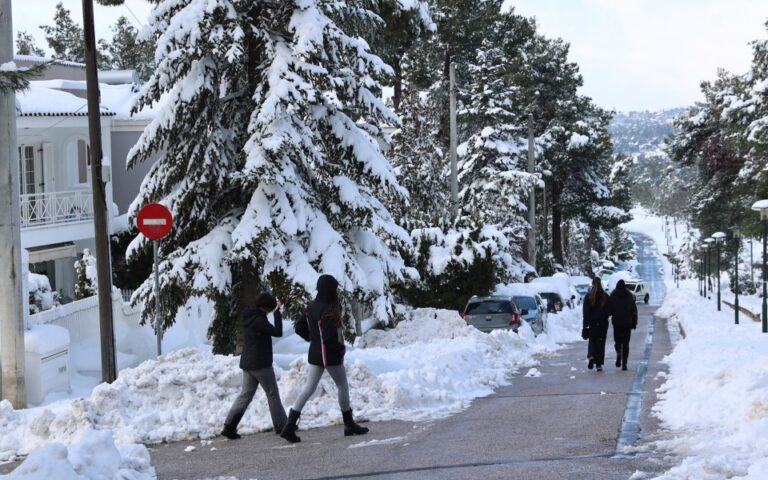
[{"x1": 148, "y1": 233, "x2": 672, "y2": 480}]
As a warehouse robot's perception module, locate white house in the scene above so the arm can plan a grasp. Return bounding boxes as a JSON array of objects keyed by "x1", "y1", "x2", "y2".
[{"x1": 14, "y1": 56, "x2": 155, "y2": 302}]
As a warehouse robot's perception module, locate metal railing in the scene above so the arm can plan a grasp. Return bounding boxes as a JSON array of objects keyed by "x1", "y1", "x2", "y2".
[{"x1": 20, "y1": 190, "x2": 94, "y2": 228}]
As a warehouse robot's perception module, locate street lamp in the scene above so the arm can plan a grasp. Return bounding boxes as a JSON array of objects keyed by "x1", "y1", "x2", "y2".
[
  {"x1": 732, "y1": 226, "x2": 741, "y2": 325},
  {"x1": 699, "y1": 247, "x2": 704, "y2": 297},
  {"x1": 713, "y1": 232, "x2": 726, "y2": 311},
  {"x1": 751, "y1": 200, "x2": 768, "y2": 333},
  {"x1": 704, "y1": 237, "x2": 714, "y2": 299}
]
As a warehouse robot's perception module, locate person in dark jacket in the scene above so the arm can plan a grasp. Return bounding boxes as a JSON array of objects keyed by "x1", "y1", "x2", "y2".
[
  {"x1": 280, "y1": 274, "x2": 368, "y2": 443},
  {"x1": 221, "y1": 292, "x2": 287, "y2": 440},
  {"x1": 608, "y1": 279, "x2": 638, "y2": 371},
  {"x1": 582, "y1": 277, "x2": 610, "y2": 371}
]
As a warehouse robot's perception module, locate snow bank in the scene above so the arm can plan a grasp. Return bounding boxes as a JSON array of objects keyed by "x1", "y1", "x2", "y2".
[
  {"x1": 0, "y1": 307, "x2": 582, "y2": 463},
  {"x1": 0, "y1": 427, "x2": 154, "y2": 479},
  {"x1": 649, "y1": 288, "x2": 768, "y2": 479}
]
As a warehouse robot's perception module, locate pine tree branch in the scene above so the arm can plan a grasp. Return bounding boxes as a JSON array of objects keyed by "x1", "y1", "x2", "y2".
[{"x1": 0, "y1": 62, "x2": 48, "y2": 95}]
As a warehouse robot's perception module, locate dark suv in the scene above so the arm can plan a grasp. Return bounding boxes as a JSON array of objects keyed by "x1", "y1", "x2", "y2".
[{"x1": 461, "y1": 296, "x2": 522, "y2": 333}]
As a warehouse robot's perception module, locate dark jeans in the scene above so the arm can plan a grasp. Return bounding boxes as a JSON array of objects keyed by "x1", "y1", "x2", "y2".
[
  {"x1": 614, "y1": 327, "x2": 632, "y2": 366},
  {"x1": 225, "y1": 367, "x2": 287, "y2": 431},
  {"x1": 587, "y1": 321, "x2": 608, "y2": 365}
]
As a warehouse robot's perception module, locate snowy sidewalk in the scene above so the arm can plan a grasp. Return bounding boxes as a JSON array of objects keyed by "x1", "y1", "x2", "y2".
[{"x1": 148, "y1": 304, "x2": 672, "y2": 480}]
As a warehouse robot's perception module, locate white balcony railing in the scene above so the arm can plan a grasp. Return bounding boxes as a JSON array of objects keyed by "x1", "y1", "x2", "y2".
[{"x1": 20, "y1": 190, "x2": 94, "y2": 228}]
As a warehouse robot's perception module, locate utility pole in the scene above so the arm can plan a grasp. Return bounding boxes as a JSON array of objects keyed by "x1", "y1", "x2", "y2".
[
  {"x1": 449, "y1": 61, "x2": 458, "y2": 220},
  {"x1": 0, "y1": 0, "x2": 26, "y2": 408},
  {"x1": 82, "y1": 0, "x2": 117, "y2": 383},
  {"x1": 527, "y1": 112, "x2": 536, "y2": 270}
]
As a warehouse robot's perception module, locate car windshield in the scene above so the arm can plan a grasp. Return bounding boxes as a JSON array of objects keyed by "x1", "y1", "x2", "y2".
[
  {"x1": 513, "y1": 296, "x2": 537, "y2": 310},
  {"x1": 626, "y1": 283, "x2": 640, "y2": 292},
  {"x1": 466, "y1": 300, "x2": 513, "y2": 315}
]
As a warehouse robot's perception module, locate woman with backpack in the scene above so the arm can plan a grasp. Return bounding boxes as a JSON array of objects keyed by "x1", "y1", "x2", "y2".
[
  {"x1": 221, "y1": 292, "x2": 287, "y2": 440},
  {"x1": 280, "y1": 274, "x2": 369, "y2": 443},
  {"x1": 609, "y1": 279, "x2": 638, "y2": 371},
  {"x1": 582, "y1": 277, "x2": 610, "y2": 371}
]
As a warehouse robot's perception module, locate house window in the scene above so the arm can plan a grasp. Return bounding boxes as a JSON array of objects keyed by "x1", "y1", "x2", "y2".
[
  {"x1": 17, "y1": 144, "x2": 40, "y2": 195},
  {"x1": 77, "y1": 140, "x2": 91, "y2": 185}
]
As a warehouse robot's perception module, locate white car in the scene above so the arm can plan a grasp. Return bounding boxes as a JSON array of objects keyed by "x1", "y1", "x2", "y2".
[{"x1": 624, "y1": 280, "x2": 650, "y2": 304}]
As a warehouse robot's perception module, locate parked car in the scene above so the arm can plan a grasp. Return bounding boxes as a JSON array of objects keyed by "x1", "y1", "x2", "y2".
[
  {"x1": 624, "y1": 280, "x2": 650, "y2": 304},
  {"x1": 540, "y1": 292, "x2": 565, "y2": 313},
  {"x1": 532, "y1": 276, "x2": 576, "y2": 308},
  {"x1": 570, "y1": 275, "x2": 593, "y2": 300},
  {"x1": 461, "y1": 296, "x2": 522, "y2": 333},
  {"x1": 512, "y1": 294, "x2": 546, "y2": 334}
]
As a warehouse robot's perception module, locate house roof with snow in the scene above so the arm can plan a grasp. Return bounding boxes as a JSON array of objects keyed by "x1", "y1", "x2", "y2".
[{"x1": 16, "y1": 85, "x2": 114, "y2": 117}]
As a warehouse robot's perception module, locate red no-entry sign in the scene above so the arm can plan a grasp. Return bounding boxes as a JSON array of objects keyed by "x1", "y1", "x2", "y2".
[{"x1": 137, "y1": 203, "x2": 173, "y2": 241}]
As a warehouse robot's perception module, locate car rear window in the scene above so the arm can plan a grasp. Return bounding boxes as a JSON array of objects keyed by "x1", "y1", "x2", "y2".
[
  {"x1": 513, "y1": 296, "x2": 537, "y2": 310},
  {"x1": 466, "y1": 301, "x2": 513, "y2": 314},
  {"x1": 539, "y1": 292, "x2": 560, "y2": 302}
]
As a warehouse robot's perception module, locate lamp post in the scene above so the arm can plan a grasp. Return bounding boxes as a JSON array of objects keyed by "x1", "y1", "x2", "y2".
[
  {"x1": 732, "y1": 227, "x2": 741, "y2": 325},
  {"x1": 699, "y1": 248, "x2": 704, "y2": 296},
  {"x1": 704, "y1": 237, "x2": 714, "y2": 299},
  {"x1": 751, "y1": 200, "x2": 768, "y2": 333},
  {"x1": 713, "y1": 232, "x2": 726, "y2": 311}
]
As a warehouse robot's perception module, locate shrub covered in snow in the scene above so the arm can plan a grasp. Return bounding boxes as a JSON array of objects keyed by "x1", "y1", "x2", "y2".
[
  {"x1": 73, "y1": 249, "x2": 97, "y2": 300},
  {"x1": 27, "y1": 273, "x2": 58, "y2": 315}
]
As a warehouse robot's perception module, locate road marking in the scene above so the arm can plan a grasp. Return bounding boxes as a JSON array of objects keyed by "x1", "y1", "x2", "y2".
[
  {"x1": 300, "y1": 452, "x2": 615, "y2": 479},
  {"x1": 614, "y1": 314, "x2": 656, "y2": 458}
]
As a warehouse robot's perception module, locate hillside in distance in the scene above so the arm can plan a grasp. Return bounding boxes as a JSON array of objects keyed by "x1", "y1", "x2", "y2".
[{"x1": 609, "y1": 109, "x2": 684, "y2": 155}]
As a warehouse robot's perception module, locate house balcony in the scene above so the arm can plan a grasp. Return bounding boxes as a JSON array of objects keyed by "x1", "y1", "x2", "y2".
[
  {"x1": 20, "y1": 190, "x2": 98, "y2": 249},
  {"x1": 20, "y1": 190, "x2": 94, "y2": 228}
]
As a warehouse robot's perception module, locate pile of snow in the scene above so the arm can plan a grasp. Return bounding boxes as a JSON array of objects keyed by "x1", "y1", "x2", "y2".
[
  {"x1": 0, "y1": 427, "x2": 154, "y2": 480},
  {"x1": 648, "y1": 288, "x2": 768, "y2": 478},
  {"x1": 0, "y1": 307, "x2": 582, "y2": 463}
]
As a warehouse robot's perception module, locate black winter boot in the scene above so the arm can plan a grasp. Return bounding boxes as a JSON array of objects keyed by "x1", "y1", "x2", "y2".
[
  {"x1": 221, "y1": 424, "x2": 241, "y2": 440},
  {"x1": 342, "y1": 409, "x2": 369, "y2": 436},
  {"x1": 280, "y1": 409, "x2": 301, "y2": 443}
]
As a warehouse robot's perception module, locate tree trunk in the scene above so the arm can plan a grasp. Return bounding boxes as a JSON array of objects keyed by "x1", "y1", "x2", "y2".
[
  {"x1": 392, "y1": 60, "x2": 402, "y2": 113},
  {"x1": 552, "y1": 181, "x2": 563, "y2": 265},
  {"x1": 562, "y1": 221, "x2": 571, "y2": 268}
]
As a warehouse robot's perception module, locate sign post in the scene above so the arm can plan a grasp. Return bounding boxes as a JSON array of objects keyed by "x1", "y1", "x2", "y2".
[{"x1": 137, "y1": 204, "x2": 173, "y2": 356}]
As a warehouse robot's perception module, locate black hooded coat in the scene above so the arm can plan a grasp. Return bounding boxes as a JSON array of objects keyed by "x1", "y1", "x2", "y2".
[{"x1": 296, "y1": 274, "x2": 346, "y2": 367}]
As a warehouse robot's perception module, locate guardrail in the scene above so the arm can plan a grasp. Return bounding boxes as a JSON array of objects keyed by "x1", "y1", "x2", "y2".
[{"x1": 20, "y1": 190, "x2": 94, "y2": 228}]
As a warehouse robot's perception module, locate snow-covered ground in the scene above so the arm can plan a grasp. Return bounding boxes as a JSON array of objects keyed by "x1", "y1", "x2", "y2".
[
  {"x1": 0, "y1": 305, "x2": 582, "y2": 478},
  {"x1": 623, "y1": 209, "x2": 768, "y2": 479}
]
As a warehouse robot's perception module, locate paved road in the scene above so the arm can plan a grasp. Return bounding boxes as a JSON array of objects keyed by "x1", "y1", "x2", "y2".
[
  {"x1": 149, "y1": 235, "x2": 673, "y2": 480},
  {"x1": 0, "y1": 233, "x2": 670, "y2": 479}
]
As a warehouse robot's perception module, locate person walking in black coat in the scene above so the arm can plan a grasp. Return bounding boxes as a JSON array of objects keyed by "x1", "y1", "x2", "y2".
[
  {"x1": 280, "y1": 274, "x2": 369, "y2": 443},
  {"x1": 221, "y1": 292, "x2": 287, "y2": 440},
  {"x1": 609, "y1": 279, "x2": 638, "y2": 371},
  {"x1": 582, "y1": 277, "x2": 610, "y2": 371}
]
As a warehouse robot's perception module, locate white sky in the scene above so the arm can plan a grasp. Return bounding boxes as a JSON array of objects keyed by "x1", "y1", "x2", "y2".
[
  {"x1": 505, "y1": 0, "x2": 768, "y2": 112},
  {"x1": 10, "y1": 1, "x2": 768, "y2": 112},
  {"x1": 11, "y1": 0, "x2": 154, "y2": 50}
]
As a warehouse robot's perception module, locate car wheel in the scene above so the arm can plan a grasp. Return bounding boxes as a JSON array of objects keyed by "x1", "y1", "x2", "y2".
[{"x1": 644, "y1": 293, "x2": 649, "y2": 304}]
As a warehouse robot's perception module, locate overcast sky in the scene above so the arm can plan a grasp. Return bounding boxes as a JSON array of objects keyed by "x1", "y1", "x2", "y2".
[
  {"x1": 10, "y1": 1, "x2": 768, "y2": 112},
  {"x1": 506, "y1": 0, "x2": 768, "y2": 112}
]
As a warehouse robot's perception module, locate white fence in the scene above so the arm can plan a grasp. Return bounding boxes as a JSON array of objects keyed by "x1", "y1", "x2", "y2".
[
  {"x1": 20, "y1": 190, "x2": 94, "y2": 228},
  {"x1": 30, "y1": 290, "x2": 156, "y2": 375}
]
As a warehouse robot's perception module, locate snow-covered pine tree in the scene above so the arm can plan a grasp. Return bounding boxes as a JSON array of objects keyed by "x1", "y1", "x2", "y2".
[
  {"x1": 102, "y1": 16, "x2": 155, "y2": 81},
  {"x1": 389, "y1": 67, "x2": 447, "y2": 228},
  {"x1": 74, "y1": 249, "x2": 97, "y2": 300},
  {"x1": 456, "y1": 39, "x2": 538, "y2": 281},
  {"x1": 127, "y1": 0, "x2": 417, "y2": 353}
]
